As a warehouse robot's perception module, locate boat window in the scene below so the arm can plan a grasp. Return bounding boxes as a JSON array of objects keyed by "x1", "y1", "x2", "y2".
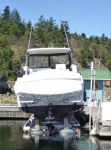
[
  {"x1": 50, "y1": 54, "x2": 70, "y2": 68},
  {"x1": 28, "y1": 56, "x2": 49, "y2": 68},
  {"x1": 28, "y1": 53, "x2": 70, "y2": 68}
]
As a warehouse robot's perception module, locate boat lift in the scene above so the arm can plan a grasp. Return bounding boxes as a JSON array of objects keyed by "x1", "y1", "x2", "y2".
[{"x1": 23, "y1": 111, "x2": 80, "y2": 137}]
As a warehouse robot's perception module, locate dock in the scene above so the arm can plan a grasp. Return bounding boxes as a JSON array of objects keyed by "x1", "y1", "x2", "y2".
[
  {"x1": 0, "y1": 104, "x2": 30, "y2": 119},
  {"x1": 90, "y1": 102, "x2": 111, "y2": 137},
  {"x1": 1, "y1": 103, "x2": 111, "y2": 137}
]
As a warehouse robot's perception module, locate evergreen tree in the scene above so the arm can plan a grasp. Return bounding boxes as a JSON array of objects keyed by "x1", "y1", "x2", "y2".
[
  {"x1": 10, "y1": 9, "x2": 21, "y2": 24},
  {"x1": 2, "y1": 6, "x2": 10, "y2": 20}
]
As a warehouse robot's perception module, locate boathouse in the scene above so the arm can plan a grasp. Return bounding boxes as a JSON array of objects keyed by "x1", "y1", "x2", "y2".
[{"x1": 79, "y1": 69, "x2": 111, "y2": 105}]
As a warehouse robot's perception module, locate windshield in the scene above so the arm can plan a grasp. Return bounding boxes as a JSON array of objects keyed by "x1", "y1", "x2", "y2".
[{"x1": 28, "y1": 53, "x2": 71, "y2": 68}]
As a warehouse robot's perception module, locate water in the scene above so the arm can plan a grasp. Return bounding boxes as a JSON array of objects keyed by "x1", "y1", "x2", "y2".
[{"x1": 0, "y1": 120, "x2": 111, "y2": 150}]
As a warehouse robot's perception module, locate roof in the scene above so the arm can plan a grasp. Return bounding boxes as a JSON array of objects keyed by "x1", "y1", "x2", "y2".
[
  {"x1": 79, "y1": 69, "x2": 111, "y2": 80},
  {"x1": 27, "y1": 47, "x2": 71, "y2": 54}
]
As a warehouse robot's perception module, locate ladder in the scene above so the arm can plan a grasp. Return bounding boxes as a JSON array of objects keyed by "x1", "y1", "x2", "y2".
[{"x1": 68, "y1": 113, "x2": 80, "y2": 127}]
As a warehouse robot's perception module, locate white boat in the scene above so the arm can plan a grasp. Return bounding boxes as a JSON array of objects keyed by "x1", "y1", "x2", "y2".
[{"x1": 14, "y1": 47, "x2": 84, "y2": 120}]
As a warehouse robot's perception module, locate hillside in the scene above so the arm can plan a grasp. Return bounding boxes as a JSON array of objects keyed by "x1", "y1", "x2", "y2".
[{"x1": 0, "y1": 6, "x2": 111, "y2": 80}]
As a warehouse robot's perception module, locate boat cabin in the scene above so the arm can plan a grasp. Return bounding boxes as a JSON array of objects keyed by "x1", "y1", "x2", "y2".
[{"x1": 25, "y1": 48, "x2": 75, "y2": 73}]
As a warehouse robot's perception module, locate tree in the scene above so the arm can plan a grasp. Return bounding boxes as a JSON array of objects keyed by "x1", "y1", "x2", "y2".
[
  {"x1": 34, "y1": 15, "x2": 60, "y2": 47},
  {"x1": 106, "y1": 39, "x2": 111, "y2": 52},
  {"x1": 10, "y1": 9, "x2": 21, "y2": 24},
  {"x1": 81, "y1": 33, "x2": 86, "y2": 38},
  {"x1": 77, "y1": 41, "x2": 93, "y2": 67},
  {"x1": 93, "y1": 36, "x2": 100, "y2": 45},
  {"x1": 2, "y1": 6, "x2": 10, "y2": 20},
  {"x1": 57, "y1": 21, "x2": 70, "y2": 47},
  {"x1": 100, "y1": 34, "x2": 108, "y2": 46}
]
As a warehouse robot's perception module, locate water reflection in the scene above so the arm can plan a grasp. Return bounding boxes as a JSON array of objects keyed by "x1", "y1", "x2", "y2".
[
  {"x1": 23, "y1": 134, "x2": 81, "y2": 150},
  {"x1": 0, "y1": 120, "x2": 111, "y2": 150}
]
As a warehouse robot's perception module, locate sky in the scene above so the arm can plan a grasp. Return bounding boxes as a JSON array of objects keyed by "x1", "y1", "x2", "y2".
[{"x1": 0, "y1": 0, "x2": 111, "y2": 38}]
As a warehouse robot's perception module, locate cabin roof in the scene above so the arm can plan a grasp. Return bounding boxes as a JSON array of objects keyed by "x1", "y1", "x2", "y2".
[
  {"x1": 27, "y1": 47, "x2": 71, "y2": 54},
  {"x1": 79, "y1": 69, "x2": 111, "y2": 80}
]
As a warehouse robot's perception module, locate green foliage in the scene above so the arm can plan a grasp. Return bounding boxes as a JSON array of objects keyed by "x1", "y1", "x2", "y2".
[
  {"x1": 76, "y1": 41, "x2": 93, "y2": 67},
  {"x1": 34, "y1": 16, "x2": 70, "y2": 47}
]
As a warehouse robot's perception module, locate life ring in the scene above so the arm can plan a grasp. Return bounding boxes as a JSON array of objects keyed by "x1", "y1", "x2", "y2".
[{"x1": 92, "y1": 83, "x2": 98, "y2": 91}]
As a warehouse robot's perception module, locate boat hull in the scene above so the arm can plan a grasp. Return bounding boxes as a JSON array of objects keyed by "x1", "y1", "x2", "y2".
[
  {"x1": 21, "y1": 103, "x2": 83, "y2": 120},
  {"x1": 14, "y1": 70, "x2": 84, "y2": 119},
  {"x1": 17, "y1": 90, "x2": 84, "y2": 120}
]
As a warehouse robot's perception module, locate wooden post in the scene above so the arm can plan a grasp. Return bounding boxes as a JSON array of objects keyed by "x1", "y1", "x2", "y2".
[
  {"x1": 35, "y1": 136, "x2": 39, "y2": 144},
  {"x1": 64, "y1": 117, "x2": 69, "y2": 129},
  {"x1": 35, "y1": 119, "x2": 40, "y2": 130},
  {"x1": 78, "y1": 128, "x2": 81, "y2": 138}
]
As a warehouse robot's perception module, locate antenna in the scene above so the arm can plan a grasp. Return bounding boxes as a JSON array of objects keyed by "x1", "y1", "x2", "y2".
[
  {"x1": 28, "y1": 21, "x2": 33, "y2": 49},
  {"x1": 61, "y1": 20, "x2": 70, "y2": 48}
]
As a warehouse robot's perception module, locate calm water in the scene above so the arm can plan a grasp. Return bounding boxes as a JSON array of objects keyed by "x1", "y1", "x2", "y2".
[{"x1": 0, "y1": 120, "x2": 111, "y2": 150}]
